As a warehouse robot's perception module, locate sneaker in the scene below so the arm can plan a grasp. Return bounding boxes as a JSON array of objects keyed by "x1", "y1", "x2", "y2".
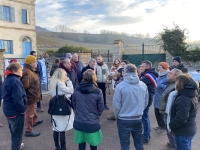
[
  {"x1": 156, "y1": 128, "x2": 167, "y2": 134},
  {"x1": 0, "y1": 123, "x2": 3, "y2": 127},
  {"x1": 143, "y1": 138, "x2": 150, "y2": 144},
  {"x1": 33, "y1": 120, "x2": 43, "y2": 127},
  {"x1": 25, "y1": 131, "x2": 40, "y2": 137},
  {"x1": 37, "y1": 108, "x2": 44, "y2": 112},
  {"x1": 107, "y1": 115, "x2": 116, "y2": 121},
  {"x1": 104, "y1": 105, "x2": 110, "y2": 110},
  {"x1": 154, "y1": 126, "x2": 161, "y2": 130},
  {"x1": 20, "y1": 143, "x2": 24, "y2": 149}
]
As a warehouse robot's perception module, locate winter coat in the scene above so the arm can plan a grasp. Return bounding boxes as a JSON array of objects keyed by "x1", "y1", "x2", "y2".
[
  {"x1": 49, "y1": 81, "x2": 74, "y2": 131},
  {"x1": 82, "y1": 64, "x2": 94, "y2": 75},
  {"x1": 140, "y1": 68, "x2": 158, "y2": 107},
  {"x1": 73, "y1": 61, "x2": 84, "y2": 83},
  {"x1": 2, "y1": 74, "x2": 27, "y2": 117},
  {"x1": 21, "y1": 65, "x2": 42, "y2": 105},
  {"x1": 113, "y1": 72, "x2": 148, "y2": 120},
  {"x1": 0, "y1": 75, "x2": 2, "y2": 105},
  {"x1": 50, "y1": 62, "x2": 59, "y2": 76},
  {"x1": 60, "y1": 65, "x2": 78, "y2": 89},
  {"x1": 169, "y1": 63, "x2": 187, "y2": 73},
  {"x1": 154, "y1": 70, "x2": 169, "y2": 108},
  {"x1": 159, "y1": 80, "x2": 175, "y2": 114},
  {"x1": 72, "y1": 82, "x2": 104, "y2": 133},
  {"x1": 169, "y1": 78, "x2": 198, "y2": 136},
  {"x1": 95, "y1": 63, "x2": 109, "y2": 83}
]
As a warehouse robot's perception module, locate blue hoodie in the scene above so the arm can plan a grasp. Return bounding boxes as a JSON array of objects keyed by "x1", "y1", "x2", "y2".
[{"x1": 113, "y1": 72, "x2": 149, "y2": 120}]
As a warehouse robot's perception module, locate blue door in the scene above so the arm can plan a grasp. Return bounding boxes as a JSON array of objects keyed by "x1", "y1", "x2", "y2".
[{"x1": 22, "y1": 37, "x2": 32, "y2": 58}]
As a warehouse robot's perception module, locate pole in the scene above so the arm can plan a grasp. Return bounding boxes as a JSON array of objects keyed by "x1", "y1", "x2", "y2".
[
  {"x1": 91, "y1": 49, "x2": 93, "y2": 58},
  {"x1": 142, "y1": 43, "x2": 144, "y2": 61},
  {"x1": 108, "y1": 50, "x2": 110, "y2": 63}
]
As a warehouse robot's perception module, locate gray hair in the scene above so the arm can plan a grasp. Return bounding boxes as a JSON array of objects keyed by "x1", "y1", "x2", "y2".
[
  {"x1": 88, "y1": 58, "x2": 96, "y2": 64},
  {"x1": 173, "y1": 68, "x2": 182, "y2": 76},
  {"x1": 63, "y1": 58, "x2": 70, "y2": 64},
  {"x1": 124, "y1": 64, "x2": 137, "y2": 73}
]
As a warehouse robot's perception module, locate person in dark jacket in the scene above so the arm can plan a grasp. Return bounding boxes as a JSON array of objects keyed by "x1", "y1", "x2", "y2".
[
  {"x1": 169, "y1": 74, "x2": 198, "y2": 150},
  {"x1": 72, "y1": 69, "x2": 104, "y2": 150},
  {"x1": 82, "y1": 58, "x2": 96, "y2": 75},
  {"x1": 50, "y1": 58, "x2": 60, "y2": 76},
  {"x1": 169, "y1": 56, "x2": 188, "y2": 73},
  {"x1": 2, "y1": 62, "x2": 27, "y2": 150},
  {"x1": 72, "y1": 53, "x2": 84, "y2": 83},
  {"x1": 140, "y1": 60, "x2": 158, "y2": 143},
  {"x1": 60, "y1": 58, "x2": 78, "y2": 89}
]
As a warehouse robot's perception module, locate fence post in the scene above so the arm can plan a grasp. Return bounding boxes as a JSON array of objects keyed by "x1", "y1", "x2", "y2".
[
  {"x1": 108, "y1": 50, "x2": 110, "y2": 63},
  {"x1": 91, "y1": 49, "x2": 93, "y2": 58},
  {"x1": 142, "y1": 43, "x2": 144, "y2": 61}
]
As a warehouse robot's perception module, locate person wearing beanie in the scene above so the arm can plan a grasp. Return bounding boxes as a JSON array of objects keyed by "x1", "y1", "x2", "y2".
[
  {"x1": 169, "y1": 56, "x2": 188, "y2": 73},
  {"x1": 30, "y1": 51, "x2": 44, "y2": 112},
  {"x1": 21, "y1": 55, "x2": 43, "y2": 137},
  {"x1": 66, "y1": 53, "x2": 72, "y2": 58},
  {"x1": 154, "y1": 62, "x2": 170, "y2": 134}
]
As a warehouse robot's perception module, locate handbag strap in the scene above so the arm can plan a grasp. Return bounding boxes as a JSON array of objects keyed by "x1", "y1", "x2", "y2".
[{"x1": 56, "y1": 83, "x2": 58, "y2": 98}]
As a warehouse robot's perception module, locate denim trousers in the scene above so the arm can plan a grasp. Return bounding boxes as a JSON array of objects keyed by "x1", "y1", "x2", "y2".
[
  {"x1": 142, "y1": 106, "x2": 151, "y2": 139},
  {"x1": 175, "y1": 135, "x2": 194, "y2": 150},
  {"x1": 7, "y1": 114, "x2": 25, "y2": 150},
  {"x1": 117, "y1": 118, "x2": 143, "y2": 150}
]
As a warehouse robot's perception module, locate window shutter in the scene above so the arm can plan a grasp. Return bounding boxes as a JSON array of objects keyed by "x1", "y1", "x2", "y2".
[
  {"x1": 22, "y1": 9, "x2": 27, "y2": 24},
  {"x1": 27, "y1": 9, "x2": 29, "y2": 24},
  {"x1": 10, "y1": 40, "x2": 13, "y2": 54},
  {"x1": 0, "y1": 5, "x2": 3, "y2": 20},
  {"x1": 10, "y1": 7, "x2": 15, "y2": 22}
]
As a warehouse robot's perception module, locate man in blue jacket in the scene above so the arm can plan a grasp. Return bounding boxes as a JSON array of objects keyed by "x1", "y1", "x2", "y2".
[{"x1": 140, "y1": 60, "x2": 158, "y2": 144}]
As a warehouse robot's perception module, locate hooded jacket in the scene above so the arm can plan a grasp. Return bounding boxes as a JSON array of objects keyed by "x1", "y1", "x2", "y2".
[
  {"x1": 95, "y1": 63, "x2": 109, "y2": 83},
  {"x1": 2, "y1": 74, "x2": 27, "y2": 117},
  {"x1": 72, "y1": 82, "x2": 104, "y2": 133},
  {"x1": 113, "y1": 72, "x2": 148, "y2": 120},
  {"x1": 169, "y1": 63, "x2": 188, "y2": 73},
  {"x1": 169, "y1": 78, "x2": 198, "y2": 136},
  {"x1": 140, "y1": 68, "x2": 158, "y2": 107}
]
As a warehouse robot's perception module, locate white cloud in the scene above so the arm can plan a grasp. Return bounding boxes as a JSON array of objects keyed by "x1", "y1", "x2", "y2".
[{"x1": 35, "y1": 0, "x2": 200, "y2": 40}]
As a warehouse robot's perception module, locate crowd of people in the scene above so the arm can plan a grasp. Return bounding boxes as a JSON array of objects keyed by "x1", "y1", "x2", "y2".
[{"x1": 0, "y1": 53, "x2": 199, "y2": 150}]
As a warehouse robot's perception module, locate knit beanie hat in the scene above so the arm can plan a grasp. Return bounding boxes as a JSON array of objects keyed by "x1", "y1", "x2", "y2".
[
  {"x1": 66, "y1": 53, "x2": 72, "y2": 58},
  {"x1": 10, "y1": 58, "x2": 17, "y2": 63},
  {"x1": 25, "y1": 55, "x2": 36, "y2": 64},
  {"x1": 158, "y1": 62, "x2": 169, "y2": 70},
  {"x1": 173, "y1": 56, "x2": 181, "y2": 63}
]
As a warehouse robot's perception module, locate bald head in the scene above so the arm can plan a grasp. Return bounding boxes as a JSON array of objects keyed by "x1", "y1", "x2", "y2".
[{"x1": 72, "y1": 53, "x2": 79, "y2": 62}]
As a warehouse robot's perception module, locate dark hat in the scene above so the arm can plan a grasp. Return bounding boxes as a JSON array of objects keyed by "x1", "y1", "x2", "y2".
[{"x1": 173, "y1": 56, "x2": 181, "y2": 63}]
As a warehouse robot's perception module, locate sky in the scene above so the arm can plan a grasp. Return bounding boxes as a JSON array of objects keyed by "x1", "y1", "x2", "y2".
[{"x1": 35, "y1": 0, "x2": 200, "y2": 41}]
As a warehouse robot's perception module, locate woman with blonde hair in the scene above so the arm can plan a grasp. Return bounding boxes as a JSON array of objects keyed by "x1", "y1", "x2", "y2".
[
  {"x1": 49, "y1": 68, "x2": 74, "y2": 150},
  {"x1": 109, "y1": 58, "x2": 121, "y2": 90},
  {"x1": 169, "y1": 74, "x2": 198, "y2": 150},
  {"x1": 72, "y1": 69, "x2": 104, "y2": 150}
]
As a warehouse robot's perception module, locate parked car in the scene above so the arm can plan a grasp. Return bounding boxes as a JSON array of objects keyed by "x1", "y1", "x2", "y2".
[{"x1": 188, "y1": 70, "x2": 200, "y2": 100}]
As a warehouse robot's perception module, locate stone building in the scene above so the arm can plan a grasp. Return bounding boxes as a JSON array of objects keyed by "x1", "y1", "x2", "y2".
[{"x1": 0, "y1": 0, "x2": 36, "y2": 58}]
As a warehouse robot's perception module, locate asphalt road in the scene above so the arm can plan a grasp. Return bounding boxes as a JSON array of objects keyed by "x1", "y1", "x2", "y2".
[{"x1": 1, "y1": 89, "x2": 200, "y2": 150}]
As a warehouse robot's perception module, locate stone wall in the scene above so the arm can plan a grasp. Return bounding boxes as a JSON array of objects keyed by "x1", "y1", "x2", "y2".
[
  {"x1": 166, "y1": 51, "x2": 200, "y2": 71},
  {"x1": 0, "y1": 49, "x2": 5, "y2": 77}
]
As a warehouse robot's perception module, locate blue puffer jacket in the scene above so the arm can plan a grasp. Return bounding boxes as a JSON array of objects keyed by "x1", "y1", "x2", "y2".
[
  {"x1": 154, "y1": 70, "x2": 169, "y2": 108},
  {"x1": 2, "y1": 74, "x2": 27, "y2": 117}
]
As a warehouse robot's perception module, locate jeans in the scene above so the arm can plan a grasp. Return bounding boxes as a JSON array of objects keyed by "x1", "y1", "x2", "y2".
[
  {"x1": 7, "y1": 114, "x2": 25, "y2": 150},
  {"x1": 37, "y1": 101, "x2": 41, "y2": 108},
  {"x1": 154, "y1": 108, "x2": 165, "y2": 128},
  {"x1": 175, "y1": 135, "x2": 194, "y2": 150},
  {"x1": 117, "y1": 118, "x2": 143, "y2": 150},
  {"x1": 142, "y1": 106, "x2": 151, "y2": 139},
  {"x1": 97, "y1": 83, "x2": 106, "y2": 105}
]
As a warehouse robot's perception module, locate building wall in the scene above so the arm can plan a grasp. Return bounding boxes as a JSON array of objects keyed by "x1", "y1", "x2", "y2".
[{"x1": 0, "y1": 0, "x2": 36, "y2": 58}]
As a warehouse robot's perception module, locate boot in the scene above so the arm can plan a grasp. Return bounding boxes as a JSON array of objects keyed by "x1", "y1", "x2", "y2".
[
  {"x1": 55, "y1": 147, "x2": 61, "y2": 150},
  {"x1": 107, "y1": 113, "x2": 116, "y2": 121},
  {"x1": 61, "y1": 142, "x2": 66, "y2": 150}
]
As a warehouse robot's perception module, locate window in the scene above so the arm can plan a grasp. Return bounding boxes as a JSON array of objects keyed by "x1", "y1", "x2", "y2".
[
  {"x1": 0, "y1": 40, "x2": 13, "y2": 54},
  {"x1": 0, "y1": 5, "x2": 15, "y2": 22},
  {"x1": 22, "y1": 9, "x2": 29, "y2": 24}
]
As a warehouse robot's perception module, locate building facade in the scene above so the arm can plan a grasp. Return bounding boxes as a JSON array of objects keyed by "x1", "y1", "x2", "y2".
[{"x1": 0, "y1": 0, "x2": 36, "y2": 58}]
